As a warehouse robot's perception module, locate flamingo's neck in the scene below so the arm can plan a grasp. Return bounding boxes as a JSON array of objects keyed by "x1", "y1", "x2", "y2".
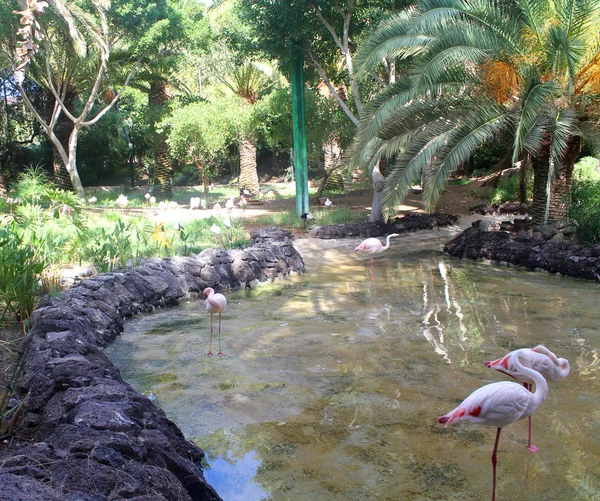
[{"x1": 514, "y1": 352, "x2": 548, "y2": 412}]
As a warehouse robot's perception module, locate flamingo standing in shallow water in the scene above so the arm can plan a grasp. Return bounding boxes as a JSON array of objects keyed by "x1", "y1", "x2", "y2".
[
  {"x1": 438, "y1": 351, "x2": 548, "y2": 501},
  {"x1": 354, "y1": 233, "x2": 399, "y2": 278},
  {"x1": 203, "y1": 287, "x2": 227, "y2": 356},
  {"x1": 485, "y1": 345, "x2": 569, "y2": 452}
]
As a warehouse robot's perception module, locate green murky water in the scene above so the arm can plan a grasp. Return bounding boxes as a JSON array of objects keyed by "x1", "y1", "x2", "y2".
[{"x1": 107, "y1": 231, "x2": 600, "y2": 501}]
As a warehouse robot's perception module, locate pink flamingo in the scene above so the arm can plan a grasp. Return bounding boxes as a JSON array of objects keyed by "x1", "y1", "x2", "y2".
[
  {"x1": 203, "y1": 287, "x2": 227, "y2": 356},
  {"x1": 438, "y1": 352, "x2": 548, "y2": 501},
  {"x1": 485, "y1": 345, "x2": 569, "y2": 452},
  {"x1": 354, "y1": 233, "x2": 399, "y2": 277}
]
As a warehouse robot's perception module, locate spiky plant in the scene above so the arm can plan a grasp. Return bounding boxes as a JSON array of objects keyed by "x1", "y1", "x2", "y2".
[{"x1": 353, "y1": 0, "x2": 600, "y2": 224}]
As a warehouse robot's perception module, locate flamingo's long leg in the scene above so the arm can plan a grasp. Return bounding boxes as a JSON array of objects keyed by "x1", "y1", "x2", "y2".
[
  {"x1": 217, "y1": 313, "x2": 223, "y2": 356},
  {"x1": 521, "y1": 382, "x2": 539, "y2": 452},
  {"x1": 207, "y1": 313, "x2": 214, "y2": 356},
  {"x1": 491, "y1": 427, "x2": 502, "y2": 501}
]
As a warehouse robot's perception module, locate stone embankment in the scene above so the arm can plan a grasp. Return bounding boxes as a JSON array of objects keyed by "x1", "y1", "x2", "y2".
[
  {"x1": 0, "y1": 227, "x2": 303, "y2": 501},
  {"x1": 308, "y1": 212, "x2": 459, "y2": 239},
  {"x1": 444, "y1": 218, "x2": 600, "y2": 281}
]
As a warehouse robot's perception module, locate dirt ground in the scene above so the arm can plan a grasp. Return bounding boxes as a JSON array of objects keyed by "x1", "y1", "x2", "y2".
[{"x1": 0, "y1": 178, "x2": 492, "y2": 391}]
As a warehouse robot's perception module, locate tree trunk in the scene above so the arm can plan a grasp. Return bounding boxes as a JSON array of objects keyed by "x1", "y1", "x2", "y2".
[
  {"x1": 48, "y1": 89, "x2": 75, "y2": 191},
  {"x1": 519, "y1": 158, "x2": 529, "y2": 204},
  {"x1": 149, "y1": 79, "x2": 172, "y2": 201},
  {"x1": 531, "y1": 137, "x2": 580, "y2": 224},
  {"x1": 316, "y1": 140, "x2": 342, "y2": 199},
  {"x1": 239, "y1": 138, "x2": 259, "y2": 195},
  {"x1": 369, "y1": 160, "x2": 385, "y2": 223}
]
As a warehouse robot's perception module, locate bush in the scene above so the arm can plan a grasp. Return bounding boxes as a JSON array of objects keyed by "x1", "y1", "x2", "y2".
[
  {"x1": 573, "y1": 157, "x2": 600, "y2": 181},
  {"x1": 0, "y1": 227, "x2": 45, "y2": 328},
  {"x1": 489, "y1": 170, "x2": 532, "y2": 205},
  {"x1": 568, "y1": 178, "x2": 600, "y2": 244}
]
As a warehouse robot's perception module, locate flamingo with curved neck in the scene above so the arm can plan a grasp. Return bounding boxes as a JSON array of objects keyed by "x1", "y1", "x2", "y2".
[
  {"x1": 354, "y1": 233, "x2": 400, "y2": 278},
  {"x1": 485, "y1": 344, "x2": 569, "y2": 452},
  {"x1": 439, "y1": 352, "x2": 548, "y2": 501}
]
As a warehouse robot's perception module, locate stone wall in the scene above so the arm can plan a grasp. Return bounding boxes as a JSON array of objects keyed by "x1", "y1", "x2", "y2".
[
  {"x1": 0, "y1": 227, "x2": 304, "y2": 501},
  {"x1": 308, "y1": 212, "x2": 459, "y2": 239},
  {"x1": 444, "y1": 219, "x2": 600, "y2": 281}
]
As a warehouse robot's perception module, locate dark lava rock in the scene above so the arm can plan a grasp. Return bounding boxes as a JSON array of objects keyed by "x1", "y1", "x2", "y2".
[
  {"x1": 0, "y1": 227, "x2": 304, "y2": 501},
  {"x1": 308, "y1": 212, "x2": 459, "y2": 239},
  {"x1": 444, "y1": 220, "x2": 600, "y2": 282}
]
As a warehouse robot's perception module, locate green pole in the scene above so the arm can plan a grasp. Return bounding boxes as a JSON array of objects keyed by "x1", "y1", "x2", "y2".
[{"x1": 290, "y1": 41, "x2": 309, "y2": 216}]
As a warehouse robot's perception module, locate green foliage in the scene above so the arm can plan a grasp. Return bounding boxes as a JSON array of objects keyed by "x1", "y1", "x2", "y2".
[
  {"x1": 167, "y1": 96, "x2": 245, "y2": 164},
  {"x1": 353, "y1": 0, "x2": 600, "y2": 221},
  {"x1": 252, "y1": 207, "x2": 366, "y2": 229},
  {"x1": 568, "y1": 178, "x2": 600, "y2": 244},
  {"x1": 0, "y1": 227, "x2": 45, "y2": 327},
  {"x1": 489, "y1": 171, "x2": 533, "y2": 205},
  {"x1": 573, "y1": 157, "x2": 600, "y2": 181}
]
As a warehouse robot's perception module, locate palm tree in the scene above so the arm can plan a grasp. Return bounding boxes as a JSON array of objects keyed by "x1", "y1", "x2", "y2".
[
  {"x1": 218, "y1": 61, "x2": 282, "y2": 196},
  {"x1": 353, "y1": 0, "x2": 600, "y2": 224}
]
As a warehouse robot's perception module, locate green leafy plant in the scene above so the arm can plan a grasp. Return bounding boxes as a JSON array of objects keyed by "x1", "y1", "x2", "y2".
[
  {"x1": 0, "y1": 227, "x2": 45, "y2": 329},
  {"x1": 568, "y1": 179, "x2": 600, "y2": 244}
]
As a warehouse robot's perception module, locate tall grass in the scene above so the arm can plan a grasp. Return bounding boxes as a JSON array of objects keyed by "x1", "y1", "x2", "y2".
[{"x1": 252, "y1": 207, "x2": 366, "y2": 229}]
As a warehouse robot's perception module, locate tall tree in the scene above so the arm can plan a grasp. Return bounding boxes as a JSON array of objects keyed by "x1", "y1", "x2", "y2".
[
  {"x1": 353, "y1": 0, "x2": 600, "y2": 224},
  {"x1": 9, "y1": 0, "x2": 182, "y2": 199},
  {"x1": 238, "y1": 0, "x2": 409, "y2": 220}
]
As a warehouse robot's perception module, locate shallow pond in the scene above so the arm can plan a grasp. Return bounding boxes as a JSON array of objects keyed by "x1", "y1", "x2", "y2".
[{"x1": 107, "y1": 229, "x2": 600, "y2": 501}]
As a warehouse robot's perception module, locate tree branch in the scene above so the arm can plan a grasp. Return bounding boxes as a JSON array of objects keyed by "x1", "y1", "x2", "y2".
[{"x1": 305, "y1": 45, "x2": 359, "y2": 126}]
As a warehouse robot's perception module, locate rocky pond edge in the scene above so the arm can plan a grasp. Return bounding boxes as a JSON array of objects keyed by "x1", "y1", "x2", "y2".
[
  {"x1": 0, "y1": 227, "x2": 304, "y2": 501},
  {"x1": 2, "y1": 213, "x2": 597, "y2": 501}
]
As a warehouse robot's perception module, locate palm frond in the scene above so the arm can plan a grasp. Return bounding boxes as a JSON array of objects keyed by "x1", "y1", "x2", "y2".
[
  {"x1": 354, "y1": 9, "x2": 431, "y2": 73},
  {"x1": 424, "y1": 104, "x2": 512, "y2": 210},
  {"x1": 513, "y1": 68, "x2": 559, "y2": 162}
]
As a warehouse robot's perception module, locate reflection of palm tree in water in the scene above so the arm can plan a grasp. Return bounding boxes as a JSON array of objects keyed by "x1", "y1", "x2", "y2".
[{"x1": 420, "y1": 256, "x2": 482, "y2": 364}]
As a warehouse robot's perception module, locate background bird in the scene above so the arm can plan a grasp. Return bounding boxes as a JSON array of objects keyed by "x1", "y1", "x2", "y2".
[
  {"x1": 438, "y1": 352, "x2": 548, "y2": 501},
  {"x1": 354, "y1": 233, "x2": 399, "y2": 278},
  {"x1": 485, "y1": 345, "x2": 569, "y2": 452},
  {"x1": 203, "y1": 287, "x2": 227, "y2": 356},
  {"x1": 324, "y1": 198, "x2": 333, "y2": 208}
]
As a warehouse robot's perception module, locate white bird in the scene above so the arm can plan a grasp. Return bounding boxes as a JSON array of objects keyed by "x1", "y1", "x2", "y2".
[
  {"x1": 225, "y1": 197, "x2": 235, "y2": 212},
  {"x1": 324, "y1": 198, "x2": 333, "y2": 208},
  {"x1": 439, "y1": 351, "x2": 548, "y2": 501},
  {"x1": 485, "y1": 345, "x2": 569, "y2": 452},
  {"x1": 203, "y1": 287, "x2": 227, "y2": 356},
  {"x1": 145, "y1": 192, "x2": 151, "y2": 204},
  {"x1": 116, "y1": 194, "x2": 128, "y2": 209},
  {"x1": 149, "y1": 196, "x2": 156, "y2": 205},
  {"x1": 190, "y1": 197, "x2": 201, "y2": 209},
  {"x1": 88, "y1": 196, "x2": 97, "y2": 204}
]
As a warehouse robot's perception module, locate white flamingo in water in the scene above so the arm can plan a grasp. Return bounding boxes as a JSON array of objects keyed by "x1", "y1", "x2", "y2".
[
  {"x1": 354, "y1": 233, "x2": 399, "y2": 278},
  {"x1": 485, "y1": 345, "x2": 569, "y2": 452},
  {"x1": 203, "y1": 287, "x2": 227, "y2": 356},
  {"x1": 438, "y1": 351, "x2": 548, "y2": 501}
]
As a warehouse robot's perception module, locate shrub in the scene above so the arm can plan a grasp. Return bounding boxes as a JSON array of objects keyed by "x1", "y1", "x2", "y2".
[
  {"x1": 0, "y1": 227, "x2": 45, "y2": 328},
  {"x1": 489, "y1": 170, "x2": 532, "y2": 205},
  {"x1": 568, "y1": 179, "x2": 600, "y2": 244}
]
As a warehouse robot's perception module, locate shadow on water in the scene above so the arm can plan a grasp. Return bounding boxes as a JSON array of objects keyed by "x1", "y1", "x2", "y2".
[{"x1": 107, "y1": 232, "x2": 600, "y2": 501}]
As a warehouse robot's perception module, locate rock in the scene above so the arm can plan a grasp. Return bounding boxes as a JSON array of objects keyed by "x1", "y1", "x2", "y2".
[
  {"x1": 308, "y1": 212, "x2": 459, "y2": 239},
  {"x1": 444, "y1": 221, "x2": 600, "y2": 282},
  {"x1": 0, "y1": 227, "x2": 304, "y2": 501}
]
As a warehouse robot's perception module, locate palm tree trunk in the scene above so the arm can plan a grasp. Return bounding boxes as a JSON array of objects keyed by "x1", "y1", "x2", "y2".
[
  {"x1": 531, "y1": 138, "x2": 580, "y2": 224},
  {"x1": 239, "y1": 138, "x2": 259, "y2": 195},
  {"x1": 149, "y1": 79, "x2": 172, "y2": 201}
]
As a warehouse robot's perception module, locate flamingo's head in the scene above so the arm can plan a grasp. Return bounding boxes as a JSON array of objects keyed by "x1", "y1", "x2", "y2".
[{"x1": 203, "y1": 287, "x2": 215, "y2": 298}]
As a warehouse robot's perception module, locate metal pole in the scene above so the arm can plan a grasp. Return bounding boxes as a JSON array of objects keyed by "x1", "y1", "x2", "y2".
[{"x1": 290, "y1": 41, "x2": 309, "y2": 217}]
